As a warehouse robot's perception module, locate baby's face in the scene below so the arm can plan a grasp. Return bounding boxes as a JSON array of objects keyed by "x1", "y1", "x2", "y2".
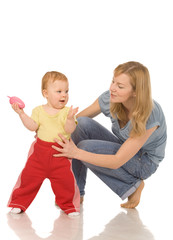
[{"x1": 44, "y1": 79, "x2": 69, "y2": 109}]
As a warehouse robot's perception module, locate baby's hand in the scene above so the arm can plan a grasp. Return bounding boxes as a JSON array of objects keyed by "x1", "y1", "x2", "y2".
[
  {"x1": 67, "y1": 106, "x2": 79, "y2": 120},
  {"x1": 12, "y1": 103, "x2": 24, "y2": 115}
]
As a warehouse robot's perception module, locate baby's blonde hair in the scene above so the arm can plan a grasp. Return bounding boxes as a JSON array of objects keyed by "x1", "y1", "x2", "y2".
[
  {"x1": 41, "y1": 71, "x2": 68, "y2": 95},
  {"x1": 110, "y1": 61, "x2": 153, "y2": 137}
]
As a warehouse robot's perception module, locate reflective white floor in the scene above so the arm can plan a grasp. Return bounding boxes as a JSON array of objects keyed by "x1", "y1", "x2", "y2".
[{"x1": 1, "y1": 165, "x2": 173, "y2": 240}]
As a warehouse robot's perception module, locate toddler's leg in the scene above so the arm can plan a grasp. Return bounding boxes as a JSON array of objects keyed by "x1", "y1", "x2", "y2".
[
  {"x1": 8, "y1": 167, "x2": 44, "y2": 213},
  {"x1": 50, "y1": 156, "x2": 80, "y2": 215},
  {"x1": 8, "y1": 141, "x2": 45, "y2": 213}
]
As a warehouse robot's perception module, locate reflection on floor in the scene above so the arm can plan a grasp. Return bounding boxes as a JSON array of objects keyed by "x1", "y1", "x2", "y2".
[
  {"x1": 1, "y1": 172, "x2": 173, "y2": 240},
  {"x1": 6, "y1": 207, "x2": 156, "y2": 240},
  {"x1": 6, "y1": 209, "x2": 83, "y2": 240}
]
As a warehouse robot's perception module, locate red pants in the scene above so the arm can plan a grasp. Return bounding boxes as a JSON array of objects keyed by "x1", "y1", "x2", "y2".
[{"x1": 8, "y1": 138, "x2": 80, "y2": 214}]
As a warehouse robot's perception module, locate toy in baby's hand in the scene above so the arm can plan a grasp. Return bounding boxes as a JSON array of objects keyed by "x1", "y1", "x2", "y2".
[{"x1": 8, "y1": 96, "x2": 25, "y2": 109}]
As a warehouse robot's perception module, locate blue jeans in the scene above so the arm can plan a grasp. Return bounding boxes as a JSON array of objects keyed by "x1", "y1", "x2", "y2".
[{"x1": 72, "y1": 117, "x2": 158, "y2": 200}]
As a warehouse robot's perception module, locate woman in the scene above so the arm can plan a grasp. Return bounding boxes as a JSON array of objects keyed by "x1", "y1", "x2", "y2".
[{"x1": 52, "y1": 61, "x2": 167, "y2": 208}]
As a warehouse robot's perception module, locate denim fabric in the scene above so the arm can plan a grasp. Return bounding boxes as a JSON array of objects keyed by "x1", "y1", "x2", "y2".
[{"x1": 72, "y1": 117, "x2": 158, "y2": 199}]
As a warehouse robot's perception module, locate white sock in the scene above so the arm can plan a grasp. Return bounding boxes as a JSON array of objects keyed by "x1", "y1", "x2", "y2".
[
  {"x1": 68, "y1": 212, "x2": 80, "y2": 216},
  {"x1": 10, "y1": 208, "x2": 22, "y2": 214}
]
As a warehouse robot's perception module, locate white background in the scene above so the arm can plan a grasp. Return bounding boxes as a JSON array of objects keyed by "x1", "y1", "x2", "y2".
[{"x1": 0, "y1": 0, "x2": 172, "y2": 239}]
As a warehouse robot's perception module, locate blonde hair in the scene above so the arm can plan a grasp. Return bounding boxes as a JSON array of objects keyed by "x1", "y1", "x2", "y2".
[
  {"x1": 110, "y1": 61, "x2": 153, "y2": 137},
  {"x1": 41, "y1": 71, "x2": 68, "y2": 95}
]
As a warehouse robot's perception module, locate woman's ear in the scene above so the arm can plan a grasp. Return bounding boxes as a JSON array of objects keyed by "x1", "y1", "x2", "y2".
[{"x1": 132, "y1": 91, "x2": 136, "y2": 97}]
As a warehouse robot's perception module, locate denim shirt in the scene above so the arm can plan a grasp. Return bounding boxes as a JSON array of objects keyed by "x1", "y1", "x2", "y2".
[{"x1": 98, "y1": 90, "x2": 167, "y2": 165}]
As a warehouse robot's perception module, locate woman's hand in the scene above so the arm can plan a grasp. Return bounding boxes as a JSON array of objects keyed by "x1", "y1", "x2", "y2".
[{"x1": 52, "y1": 134, "x2": 78, "y2": 159}]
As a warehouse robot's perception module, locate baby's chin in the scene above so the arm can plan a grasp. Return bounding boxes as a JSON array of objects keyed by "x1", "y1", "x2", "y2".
[{"x1": 56, "y1": 102, "x2": 67, "y2": 109}]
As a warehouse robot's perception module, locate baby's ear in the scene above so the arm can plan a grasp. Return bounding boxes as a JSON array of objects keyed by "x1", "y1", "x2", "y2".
[{"x1": 42, "y1": 89, "x2": 48, "y2": 98}]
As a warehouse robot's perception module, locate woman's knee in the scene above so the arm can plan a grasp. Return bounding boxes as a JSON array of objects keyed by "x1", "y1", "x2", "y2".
[
  {"x1": 72, "y1": 117, "x2": 93, "y2": 143},
  {"x1": 76, "y1": 117, "x2": 92, "y2": 128}
]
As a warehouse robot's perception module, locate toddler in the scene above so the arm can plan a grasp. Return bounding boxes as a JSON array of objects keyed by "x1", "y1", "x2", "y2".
[{"x1": 7, "y1": 71, "x2": 80, "y2": 216}]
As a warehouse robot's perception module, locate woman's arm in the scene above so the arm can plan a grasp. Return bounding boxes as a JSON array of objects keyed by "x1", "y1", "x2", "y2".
[
  {"x1": 77, "y1": 98, "x2": 101, "y2": 118},
  {"x1": 12, "y1": 103, "x2": 38, "y2": 131},
  {"x1": 52, "y1": 126, "x2": 157, "y2": 169}
]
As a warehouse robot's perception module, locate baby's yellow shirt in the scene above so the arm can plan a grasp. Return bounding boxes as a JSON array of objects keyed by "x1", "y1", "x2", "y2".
[{"x1": 31, "y1": 106, "x2": 73, "y2": 142}]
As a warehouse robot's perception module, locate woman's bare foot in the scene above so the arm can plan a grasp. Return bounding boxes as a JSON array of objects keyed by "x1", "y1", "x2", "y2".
[
  {"x1": 80, "y1": 196, "x2": 84, "y2": 204},
  {"x1": 121, "y1": 181, "x2": 144, "y2": 209}
]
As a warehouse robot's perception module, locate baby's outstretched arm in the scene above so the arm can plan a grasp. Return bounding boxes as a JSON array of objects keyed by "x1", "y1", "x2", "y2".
[
  {"x1": 64, "y1": 106, "x2": 78, "y2": 134},
  {"x1": 12, "y1": 103, "x2": 38, "y2": 131}
]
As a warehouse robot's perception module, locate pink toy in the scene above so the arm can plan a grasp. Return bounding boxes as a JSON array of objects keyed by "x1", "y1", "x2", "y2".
[{"x1": 8, "y1": 96, "x2": 25, "y2": 109}]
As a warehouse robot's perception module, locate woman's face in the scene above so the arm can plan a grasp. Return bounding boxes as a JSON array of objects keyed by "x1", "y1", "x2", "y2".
[{"x1": 109, "y1": 73, "x2": 135, "y2": 105}]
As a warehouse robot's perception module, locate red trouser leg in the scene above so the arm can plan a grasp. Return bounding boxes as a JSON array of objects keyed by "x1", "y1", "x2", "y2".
[
  {"x1": 49, "y1": 155, "x2": 80, "y2": 214},
  {"x1": 7, "y1": 140, "x2": 46, "y2": 211}
]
